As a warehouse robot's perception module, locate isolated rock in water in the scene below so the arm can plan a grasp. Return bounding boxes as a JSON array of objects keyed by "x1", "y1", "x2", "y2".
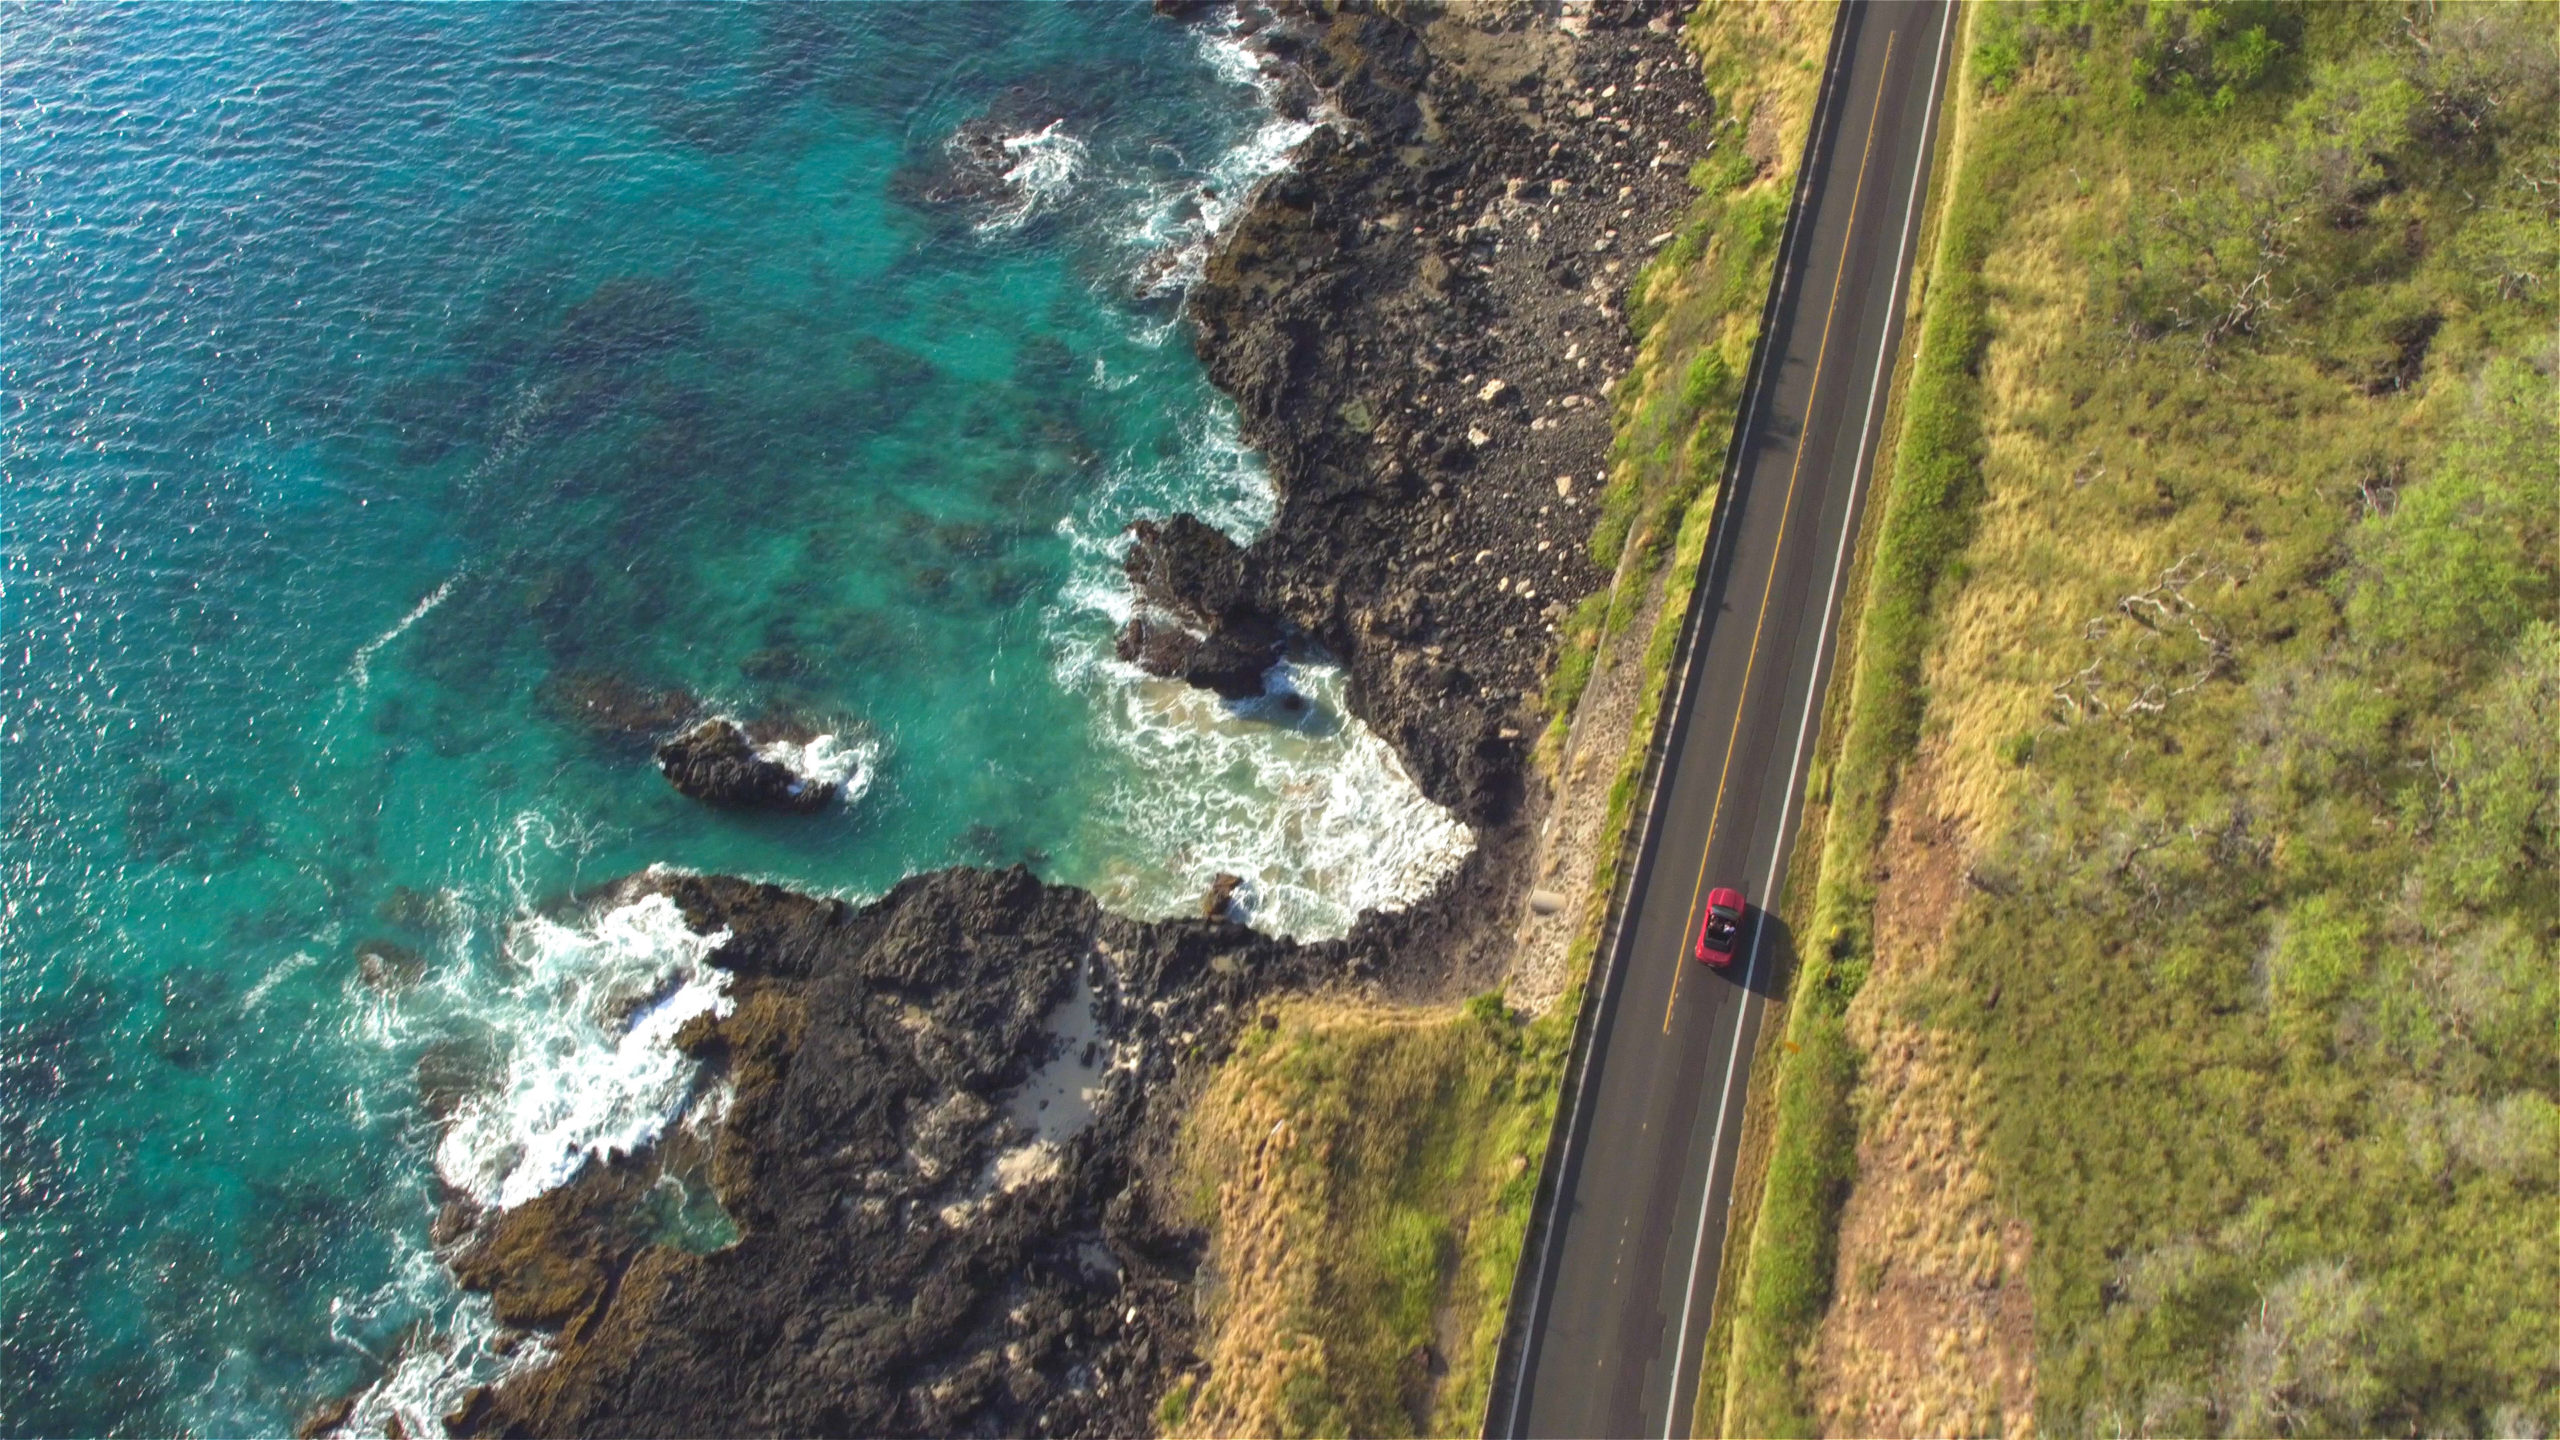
[
  {"x1": 891, "y1": 83, "x2": 1089, "y2": 215},
  {"x1": 354, "y1": 937, "x2": 426, "y2": 991},
  {"x1": 1203, "y1": 872, "x2": 1244, "y2": 919},
  {"x1": 656, "y1": 719, "x2": 834, "y2": 813}
]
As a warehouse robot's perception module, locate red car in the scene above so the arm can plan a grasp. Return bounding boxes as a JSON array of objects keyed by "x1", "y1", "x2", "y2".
[{"x1": 1694, "y1": 887, "x2": 1747, "y2": 967}]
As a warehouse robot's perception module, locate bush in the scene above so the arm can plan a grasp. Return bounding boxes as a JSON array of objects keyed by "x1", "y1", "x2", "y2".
[
  {"x1": 2130, "y1": 0, "x2": 2299, "y2": 112},
  {"x1": 2342, "y1": 361, "x2": 2560, "y2": 665}
]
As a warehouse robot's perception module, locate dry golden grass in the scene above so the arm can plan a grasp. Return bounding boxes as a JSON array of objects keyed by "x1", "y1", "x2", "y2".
[
  {"x1": 1806, "y1": 752, "x2": 2036, "y2": 1439},
  {"x1": 1166, "y1": 995, "x2": 1565, "y2": 1438}
]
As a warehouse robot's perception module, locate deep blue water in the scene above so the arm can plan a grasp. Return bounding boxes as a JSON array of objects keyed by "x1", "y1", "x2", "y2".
[{"x1": 0, "y1": 7, "x2": 1466, "y2": 1434}]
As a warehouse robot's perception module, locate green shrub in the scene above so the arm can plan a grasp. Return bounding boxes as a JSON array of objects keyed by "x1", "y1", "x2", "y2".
[{"x1": 1735, "y1": 7, "x2": 2560, "y2": 1435}]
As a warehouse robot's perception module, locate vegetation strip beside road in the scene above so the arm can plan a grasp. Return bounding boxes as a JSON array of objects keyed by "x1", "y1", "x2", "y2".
[
  {"x1": 1714, "y1": 2, "x2": 1987, "y2": 1430},
  {"x1": 1727, "y1": 2, "x2": 2560, "y2": 1434}
]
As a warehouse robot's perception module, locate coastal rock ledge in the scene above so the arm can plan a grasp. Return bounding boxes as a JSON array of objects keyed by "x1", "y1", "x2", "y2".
[
  {"x1": 382, "y1": 0, "x2": 1704, "y2": 1433},
  {"x1": 436, "y1": 866, "x2": 1340, "y2": 1438}
]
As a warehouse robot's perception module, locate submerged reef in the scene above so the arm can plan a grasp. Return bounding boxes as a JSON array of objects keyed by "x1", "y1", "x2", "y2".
[{"x1": 401, "y1": 1, "x2": 1704, "y2": 1433}]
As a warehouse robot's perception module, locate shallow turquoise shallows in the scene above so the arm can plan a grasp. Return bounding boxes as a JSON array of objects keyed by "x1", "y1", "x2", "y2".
[{"x1": 1, "y1": 7, "x2": 1468, "y2": 1434}]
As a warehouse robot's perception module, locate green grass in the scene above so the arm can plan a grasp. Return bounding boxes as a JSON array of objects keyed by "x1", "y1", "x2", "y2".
[
  {"x1": 1727, "y1": 2, "x2": 2560, "y2": 1433},
  {"x1": 1171, "y1": 993, "x2": 1575, "y2": 1438}
]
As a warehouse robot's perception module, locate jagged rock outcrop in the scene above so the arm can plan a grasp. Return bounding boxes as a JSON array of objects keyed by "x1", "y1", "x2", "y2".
[
  {"x1": 1115, "y1": 516, "x2": 1287, "y2": 697},
  {"x1": 655, "y1": 719, "x2": 835, "y2": 813},
  {"x1": 442, "y1": 867, "x2": 1335, "y2": 1439},
  {"x1": 1132, "y1": 0, "x2": 1699, "y2": 829}
]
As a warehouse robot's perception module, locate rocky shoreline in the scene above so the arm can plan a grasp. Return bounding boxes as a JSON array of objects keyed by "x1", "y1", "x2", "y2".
[
  {"x1": 428, "y1": 867, "x2": 1337, "y2": 1438},
  {"x1": 383, "y1": 3, "x2": 1708, "y2": 1434}
]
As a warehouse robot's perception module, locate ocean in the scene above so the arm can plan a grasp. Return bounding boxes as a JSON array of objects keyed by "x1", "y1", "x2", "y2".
[{"x1": 0, "y1": 7, "x2": 1469, "y2": 1434}]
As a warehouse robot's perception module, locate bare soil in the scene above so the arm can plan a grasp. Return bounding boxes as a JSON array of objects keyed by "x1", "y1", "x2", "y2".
[{"x1": 1810, "y1": 750, "x2": 2038, "y2": 1439}]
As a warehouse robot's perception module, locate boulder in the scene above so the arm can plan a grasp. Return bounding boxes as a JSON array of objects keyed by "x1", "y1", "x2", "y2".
[
  {"x1": 1117, "y1": 517, "x2": 1286, "y2": 699},
  {"x1": 655, "y1": 719, "x2": 834, "y2": 814}
]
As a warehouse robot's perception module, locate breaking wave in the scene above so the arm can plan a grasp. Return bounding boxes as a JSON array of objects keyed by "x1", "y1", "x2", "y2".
[
  {"x1": 976, "y1": 120, "x2": 1088, "y2": 233},
  {"x1": 752, "y1": 729, "x2": 880, "y2": 807},
  {"x1": 326, "y1": 1236, "x2": 548, "y2": 1440},
  {"x1": 1117, "y1": 22, "x2": 1322, "y2": 298},
  {"x1": 433, "y1": 890, "x2": 733, "y2": 1211},
  {"x1": 1051, "y1": 417, "x2": 1473, "y2": 941}
]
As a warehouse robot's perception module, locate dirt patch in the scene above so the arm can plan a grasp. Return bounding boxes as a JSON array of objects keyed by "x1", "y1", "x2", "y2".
[
  {"x1": 1811, "y1": 752, "x2": 2038, "y2": 1438},
  {"x1": 1865, "y1": 743, "x2": 1971, "y2": 983},
  {"x1": 1507, "y1": 556, "x2": 1664, "y2": 1014}
]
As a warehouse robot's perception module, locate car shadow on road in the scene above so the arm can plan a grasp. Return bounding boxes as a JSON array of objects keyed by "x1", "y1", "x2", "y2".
[{"x1": 1734, "y1": 906, "x2": 1800, "y2": 1006}]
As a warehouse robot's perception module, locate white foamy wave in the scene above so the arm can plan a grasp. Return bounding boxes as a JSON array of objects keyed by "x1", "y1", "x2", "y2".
[
  {"x1": 1057, "y1": 402, "x2": 1275, "y2": 566},
  {"x1": 1190, "y1": 25, "x2": 1324, "y2": 241},
  {"x1": 347, "y1": 576, "x2": 457, "y2": 694},
  {"x1": 1049, "y1": 416, "x2": 1471, "y2": 940},
  {"x1": 752, "y1": 730, "x2": 880, "y2": 805},
  {"x1": 977, "y1": 121, "x2": 1088, "y2": 233},
  {"x1": 1118, "y1": 23, "x2": 1323, "y2": 298},
  {"x1": 489, "y1": 807, "x2": 621, "y2": 912},
  {"x1": 434, "y1": 892, "x2": 733, "y2": 1211},
  {"x1": 327, "y1": 1233, "x2": 549, "y2": 1440},
  {"x1": 1067, "y1": 655, "x2": 1473, "y2": 939},
  {"x1": 242, "y1": 950, "x2": 318, "y2": 1011}
]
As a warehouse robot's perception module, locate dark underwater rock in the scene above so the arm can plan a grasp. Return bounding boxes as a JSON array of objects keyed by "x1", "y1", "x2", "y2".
[
  {"x1": 354, "y1": 938, "x2": 427, "y2": 992},
  {"x1": 538, "y1": 671, "x2": 701, "y2": 751},
  {"x1": 655, "y1": 719, "x2": 834, "y2": 814}
]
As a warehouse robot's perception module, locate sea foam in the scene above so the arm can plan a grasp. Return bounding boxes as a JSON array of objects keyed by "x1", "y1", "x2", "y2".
[
  {"x1": 977, "y1": 120, "x2": 1088, "y2": 234},
  {"x1": 1053, "y1": 422, "x2": 1473, "y2": 941},
  {"x1": 1120, "y1": 22, "x2": 1323, "y2": 297},
  {"x1": 752, "y1": 729, "x2": 880, "y2": 806},
  {"x1": 433, "y1": 891, "x2": 733, "y2": 1211}
]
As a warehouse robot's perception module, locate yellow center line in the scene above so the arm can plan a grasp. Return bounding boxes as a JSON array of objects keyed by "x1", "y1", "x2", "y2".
[{"x1": 1666, "y1": 30, "x2": 1896, "y2": 1035}]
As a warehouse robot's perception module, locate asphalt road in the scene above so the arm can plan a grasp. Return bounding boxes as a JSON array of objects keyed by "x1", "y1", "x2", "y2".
[{"x1": 1496, "y1": 5, "x2": 1956, "y2": 1435}]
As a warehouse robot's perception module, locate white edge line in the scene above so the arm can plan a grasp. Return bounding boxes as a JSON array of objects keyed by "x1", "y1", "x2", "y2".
[
  {"x1": 1489, "y1": 12, "x2": 1859, "y2": 1436},
  {"x1": 1658, "y1": 3, "x2": 1957, "y2": 1434}
]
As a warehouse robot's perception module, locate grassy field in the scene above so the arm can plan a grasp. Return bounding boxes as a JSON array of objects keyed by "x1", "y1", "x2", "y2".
[
  {"x1": 1159, "y1": 4, "x2": 1839, "y2": 1434},
  {"x1": 1161, "y1": 996, "x2": 1570, "y2": 1439},
  {"x1": 1728, "y1": 1, "x2": 2560, "y2": 1434}
]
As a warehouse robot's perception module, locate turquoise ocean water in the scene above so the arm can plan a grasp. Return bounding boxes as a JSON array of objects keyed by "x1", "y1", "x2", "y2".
[{"x1": 1, "y1": 7, "x2": 1468, "y2": 1434}]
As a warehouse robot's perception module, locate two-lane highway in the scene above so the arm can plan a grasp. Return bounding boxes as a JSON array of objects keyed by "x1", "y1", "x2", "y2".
[{"x1": 1497, "y1": 5, "x2": 1956, "y2": 1435}]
